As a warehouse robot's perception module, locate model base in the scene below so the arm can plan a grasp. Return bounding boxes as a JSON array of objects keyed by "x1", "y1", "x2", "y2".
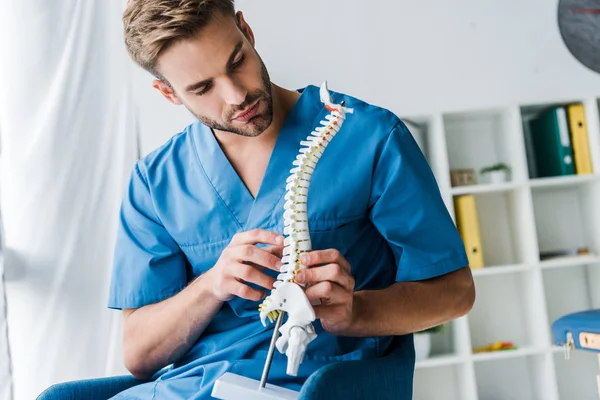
[{"x1": 211, "y1": 372, "x2": 300, "y2": 400}]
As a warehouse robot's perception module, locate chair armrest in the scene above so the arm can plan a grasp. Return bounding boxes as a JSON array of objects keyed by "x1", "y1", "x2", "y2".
[
  {"x1": 37, "y1": 375, "x2": 143, "y2": 400},
  {"x1": 299, "y1": 335, "x2": 414, "y2": 400},
  {"x1": 36, "y1": 368, "x2": 168, "y2": 400}
]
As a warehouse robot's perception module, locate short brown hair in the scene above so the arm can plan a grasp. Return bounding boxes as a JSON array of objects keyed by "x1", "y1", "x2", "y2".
[{"x1": 123, "y1": 0, "x2": 236, "y2": 78}]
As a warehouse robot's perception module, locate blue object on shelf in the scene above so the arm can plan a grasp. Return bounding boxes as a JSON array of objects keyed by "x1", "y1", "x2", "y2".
[{"x1": 552, "y1": 309, "x2": 600, "y2": 353}]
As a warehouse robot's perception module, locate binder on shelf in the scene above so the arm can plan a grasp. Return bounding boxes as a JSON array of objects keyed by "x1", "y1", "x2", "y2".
[
  {"x1": 454, "y1": 194, "x2": 484, "y2": 269},
  {"x1": 566, "y1": 103, "x2": 593, "y2": 175},
  {"x1": 528, "y1": 106, "x2": 575, "y2": 178}
]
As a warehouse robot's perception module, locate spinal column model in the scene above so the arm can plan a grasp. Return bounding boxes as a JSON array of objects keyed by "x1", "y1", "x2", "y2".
[{"x1": 258, "y1": 81, "x2": 354, "y2": 376}]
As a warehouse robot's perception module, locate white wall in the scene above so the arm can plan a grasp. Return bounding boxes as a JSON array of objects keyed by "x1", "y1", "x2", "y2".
[{"x1": 131, "y1": 0, "x2": 600, "y2": 156}]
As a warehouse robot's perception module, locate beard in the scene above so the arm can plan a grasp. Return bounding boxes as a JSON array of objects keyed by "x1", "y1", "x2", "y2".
[{"x1": 186, "y1": 55, "x2": 274, "y2": 138}]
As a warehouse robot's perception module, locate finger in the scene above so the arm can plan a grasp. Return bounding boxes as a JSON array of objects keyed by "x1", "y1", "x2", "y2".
[
  {"x1": 304, "y1": 281, "x2": 347, "y2": 304},
  {"x1": 295, "y1": 263, "x2": 354, "y2": 292},
  {"x1": 235, "y1": 262, "x2": 277, "y2": 290},
  {"x1": 230, "y1": 229, "x2": 284, "y2": 247},
  {"x1": 243, "y1": 261, "x2": 266, "y2": 273},
  {"x1": 263, "y1": 245, "x2": 284, "y2": 259},
  {"x1": 233, "y1": 245, "x2": 283, "y2": 272},
  {"x1": 230, "y1": 281, "x2": 265, "y2": 302},
  {"x1": 299, "y1": 249, "x2": 350, "y2": 273}
]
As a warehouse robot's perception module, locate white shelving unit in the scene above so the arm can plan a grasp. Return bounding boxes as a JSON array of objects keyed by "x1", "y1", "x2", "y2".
[{"x1": 404, "y1": 97, "x2": 600, "y2": 400}]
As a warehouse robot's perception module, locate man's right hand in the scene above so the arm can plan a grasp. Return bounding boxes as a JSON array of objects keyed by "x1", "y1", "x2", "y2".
[
  {"x1": 205, "y1": 229, "x2": 285, "y2": 302},
  {"x1": 122, "y1": 229, "x2": 284, "y2": 380}
]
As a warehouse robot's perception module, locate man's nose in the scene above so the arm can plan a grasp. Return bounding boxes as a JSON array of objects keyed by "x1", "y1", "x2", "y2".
[{"x1": 221, "y1": 77, "x2": 247, "y2": 106}]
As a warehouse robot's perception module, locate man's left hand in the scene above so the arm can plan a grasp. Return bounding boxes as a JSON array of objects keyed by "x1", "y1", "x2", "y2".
[{"x1": 294, "y1": 249, "x2": 355, "y2": 335}]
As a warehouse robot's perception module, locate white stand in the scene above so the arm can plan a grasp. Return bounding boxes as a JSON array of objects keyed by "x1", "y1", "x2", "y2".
[{"x1": 212, "y1": 372, "x2": 300, "y2": 400}]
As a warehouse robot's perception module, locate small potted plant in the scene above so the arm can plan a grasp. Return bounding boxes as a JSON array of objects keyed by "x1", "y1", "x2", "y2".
[
  {"x1": 480, "y1": 162, "x2": 511, "y2": 184},
  {"x1": 414, "y1": 324, "x2": 444, "y2": 361}
]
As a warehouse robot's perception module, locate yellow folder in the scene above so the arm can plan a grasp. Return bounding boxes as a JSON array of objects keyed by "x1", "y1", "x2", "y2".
[
  {"x1": 567, "y1": 103, "x2": 593, "y2": 175},
  {"x1": 454, "y1": 195, "x2": 484, "y2": 269}
]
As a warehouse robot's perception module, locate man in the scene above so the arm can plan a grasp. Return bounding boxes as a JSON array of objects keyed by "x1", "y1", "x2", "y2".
[{"x1": 108, "y1": 0, "x2": 475, "y2": 398}]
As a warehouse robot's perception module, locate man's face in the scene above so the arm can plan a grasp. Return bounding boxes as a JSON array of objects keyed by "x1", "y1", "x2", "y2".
[{"x1": 155, "y1": 12, "x2": 273, "y2": 137}]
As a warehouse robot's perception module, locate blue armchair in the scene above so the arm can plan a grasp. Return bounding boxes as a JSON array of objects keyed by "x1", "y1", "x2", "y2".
[{"x1": 37, "y1": 335, "x2": 414, "y2": 400}]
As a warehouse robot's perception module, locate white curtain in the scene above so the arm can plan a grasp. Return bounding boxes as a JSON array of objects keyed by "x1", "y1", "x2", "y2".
[
  {"x1": 0, "y1": 1, "x2": 136, "y2": 399},
  {"x1": 0, "y1": 213, "x2": 12, "y2": 400}
]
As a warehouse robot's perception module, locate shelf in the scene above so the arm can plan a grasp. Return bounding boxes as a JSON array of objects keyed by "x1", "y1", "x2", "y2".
[
  {"x1": 471, "y1": 263, "x2": 534, "y2": 277},
  {"x1": 416, "y1": 353, "x2": 465, "y2": 369},
  {"x1": 531, "y1": 184, "x2": 599, "y2": 260},
  {"x1": 427, "y1": 320, "x2": 460, "y2": 359},
  {"x1": 444, "y1": 107, "x2": 525, "y2": 186},
  {"x1": 450, "y1": 181, "x2": 524, "y2": 196},
  {"x1": 520, "y1": 100, "x2": 596, "y2": 180},
  {"x1": 405, "y1": 96, "x2": 600, "y2": 400},
  {"x1": 455, "y1": 188, "x2": 530, "y2": 266},
  {"x1": 474, "y1": 353, "x2": 552, "y2": 399},
  {"x1": 403, "y1": 116, "x2": 433, "y2": 162},
  {"x1": 472, "y1": 346, "x2": 544, "y2": 362},
  {"x1": 542, "y1": 262, "x2": 600, "y2": 325},
  {"x1": 413, "y1": 364, "x2": 471, "y2": 400},
  {"x1": 468, "y1": 271, "x2": 546, "y2": 351},
  {"x1": 553, "y1": 349, "x2": 599, "y2": 399},
  {"x1": 403, "y1": 115, "x2": 454, "y2": 199},
  {"x1": 529, "y1": 174, "x2": 600, "y2": 190},
  {"x1": 540, "y1": 254, "x2": 600, "y2": 270}
]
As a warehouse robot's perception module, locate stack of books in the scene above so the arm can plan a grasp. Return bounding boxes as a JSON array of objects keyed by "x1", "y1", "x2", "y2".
[{"x1": 528, "y1": 103, "x2": 592, "y2": 178}]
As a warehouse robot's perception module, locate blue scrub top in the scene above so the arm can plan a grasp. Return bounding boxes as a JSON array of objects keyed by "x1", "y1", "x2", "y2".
[{"x1": 107, "y1": 84, "x2": 469, "y2": 399}]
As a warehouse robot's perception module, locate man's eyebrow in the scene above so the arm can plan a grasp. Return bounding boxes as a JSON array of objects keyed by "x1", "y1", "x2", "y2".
[
  {"x1": 184, "y1": 40, "x2": 244, "y2": 93},
  {"x1": 185, "y1": 78, "x2": 212, "y2": 93}
]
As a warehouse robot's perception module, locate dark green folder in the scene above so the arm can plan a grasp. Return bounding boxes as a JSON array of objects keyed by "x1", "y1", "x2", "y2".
[{"x1": 528, "y1": 106, "x2": 575, "y2": 178}]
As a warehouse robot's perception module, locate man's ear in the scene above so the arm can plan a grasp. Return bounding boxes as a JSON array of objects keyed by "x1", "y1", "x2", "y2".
[
  {"x1": 235, "y1": 11, "x2": 255, "y2": 47},
  {"x1": 152, "y1": 79, "x2": 183, "y2": 105}
]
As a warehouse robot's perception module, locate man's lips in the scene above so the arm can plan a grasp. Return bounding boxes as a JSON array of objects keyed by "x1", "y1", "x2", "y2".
[{"x1": 233, "y1": 100, "x2": 260, "y2": 122}]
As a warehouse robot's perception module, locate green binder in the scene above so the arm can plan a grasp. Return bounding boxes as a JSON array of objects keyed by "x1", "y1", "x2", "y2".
[{"x1": 528, "y1": 106, "x2": 575, "y2": 178}]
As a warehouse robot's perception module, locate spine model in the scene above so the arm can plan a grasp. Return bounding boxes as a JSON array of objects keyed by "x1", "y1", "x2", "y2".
[{"x1": 258, "y1": 81, "x2": 354, "y2": 376}]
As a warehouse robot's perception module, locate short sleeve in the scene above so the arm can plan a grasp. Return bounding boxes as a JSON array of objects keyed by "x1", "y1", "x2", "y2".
[
  {"x1": 368, "y1": 121, "x2": 469, "y2": 282},
  {"x1": 107, "y1": 162, "x2": 187, "y2": 309}
]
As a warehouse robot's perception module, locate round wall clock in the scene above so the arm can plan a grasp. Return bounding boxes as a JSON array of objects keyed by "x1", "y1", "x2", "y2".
[{"x1": 557, "y1": 0, "x2": 600, "y2": 73}]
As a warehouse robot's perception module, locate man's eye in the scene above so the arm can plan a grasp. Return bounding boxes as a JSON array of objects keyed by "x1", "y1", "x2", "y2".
[
  {"x1": 194, "y1": 83, "x2": 212, "y2": 96},
  {"x1": 231, "y1": 55, "x2": 245, "y2": 69}
]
